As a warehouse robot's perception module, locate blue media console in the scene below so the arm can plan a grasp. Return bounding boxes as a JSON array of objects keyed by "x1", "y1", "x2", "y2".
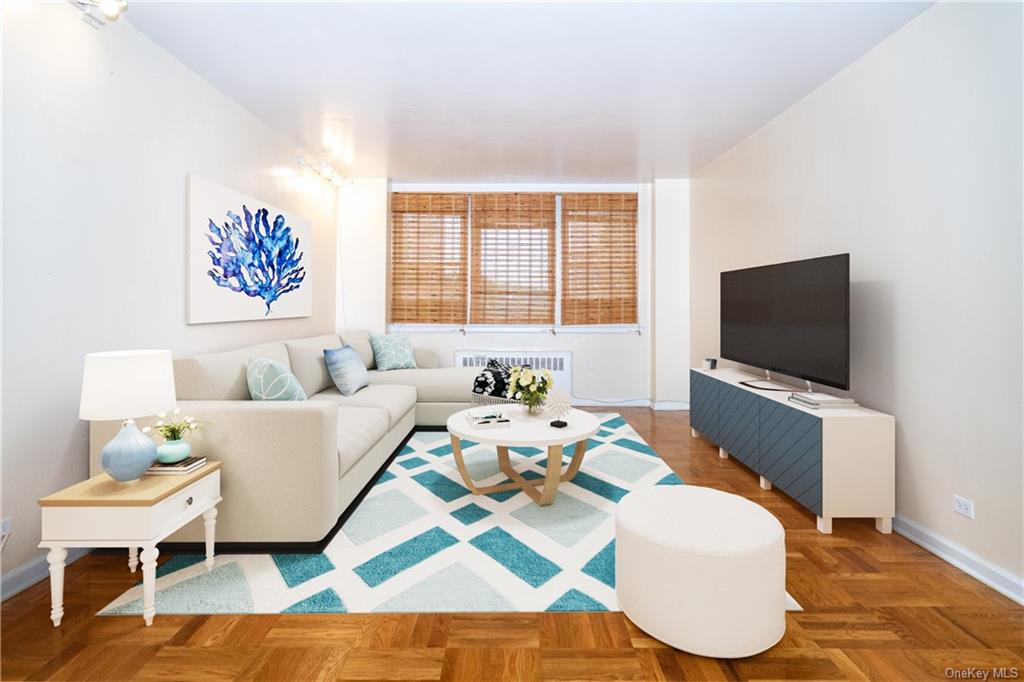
[{"x1": 690, "y1": 368, "x2": 895, "y2": 534}]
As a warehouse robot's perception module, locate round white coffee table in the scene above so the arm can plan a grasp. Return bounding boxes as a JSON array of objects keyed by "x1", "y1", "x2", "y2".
[{"x1": 446, "y1": 405, "x2": 600, "y2": 506}]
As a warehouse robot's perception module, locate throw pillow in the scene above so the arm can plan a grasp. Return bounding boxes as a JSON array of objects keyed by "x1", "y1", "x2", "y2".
[
  {"x1": 368, "y1": 333, "x2": 417, "y2": 371},
  {"x1": 473, "y1": 358, "x2": 512, "y2": 398},
  {"x1": 246, "y1": 358, "x2": 307, "y2": 401},
  {"x1": 487, "y1": 357, "x2": 512, "y2": 374},
  {"x1": 473, "y1": 368, "x2": 510, "y2": 398},
  {"x1": 324, "y1": 346, "x2": 369, "y2": 396}
]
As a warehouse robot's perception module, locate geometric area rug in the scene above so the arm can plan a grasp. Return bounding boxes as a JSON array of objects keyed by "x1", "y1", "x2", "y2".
[{"x1": 100, "y1": 413, "x2": 800, "y2": 615}]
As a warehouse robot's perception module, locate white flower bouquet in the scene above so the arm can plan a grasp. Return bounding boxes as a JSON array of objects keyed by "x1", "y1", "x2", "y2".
[
  {"x1": 143, "y1": 408, "x2": 203, "y2": 441},
  {"x1": 507, "y1": 366, "x2": 554, "y2": 414}
]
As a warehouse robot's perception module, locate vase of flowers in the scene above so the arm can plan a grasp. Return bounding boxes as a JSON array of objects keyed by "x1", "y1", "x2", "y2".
[
  {"x1": 144, "y1": 409, "x2": 203, "y2": 464},
  {"x1": 508, "y1": 366, "x2": 554, "y2": 415}
]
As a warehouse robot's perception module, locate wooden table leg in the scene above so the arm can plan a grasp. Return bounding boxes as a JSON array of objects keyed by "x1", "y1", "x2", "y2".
[
  {"x1": 203, "y1": 506, "x2": 217, "y2": 570},
  {"x1": 496, "y1": 446, "x2": 513, "y2": 477},
  {"x1": 128, "y1": 546, "x2": 138, "y2": 573},
  {"x1": 450, "y1": 433, "x2": 589, "y2": 504},
  {"x1": 46, "y1": 547, "x2": 67, "y2": 627},
  {"x1": 141, "y1": 545, "x2": 159, "y2": 626},
  {"x1": 562, "y1": 439, "x2": 590, "y2": 482},
  {"x1": 539, "y1": 444, "x2": 564, "y2": 506}
]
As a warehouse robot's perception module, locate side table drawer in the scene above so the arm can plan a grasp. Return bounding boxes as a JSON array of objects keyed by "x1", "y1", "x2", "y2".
[
  {"x1": 151, "y1": 471, "x2": 220, "y2": 535},
  {"x1": 41, "y1": 471, "x2": 221, "y2": 542}
]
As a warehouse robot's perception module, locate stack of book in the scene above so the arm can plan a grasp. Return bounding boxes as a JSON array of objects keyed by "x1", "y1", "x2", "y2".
[
  {"x1": 146, "y1": 456, "x2": 207, "y2": 475},
  {"x1": 467, "y1": 406, "x2": 511, "y2": 429},
  {"x1": 788, "y1": 392, "x2": 858, "y2": 409}
]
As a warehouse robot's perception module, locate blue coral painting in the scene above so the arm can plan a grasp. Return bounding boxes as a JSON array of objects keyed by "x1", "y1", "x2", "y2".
[
  {"x1": 188, "y1": 175, "x2": 313, "y2": 324},
  {"x1": 206, "y1": 205, "x2": 305, "y2": 315}
]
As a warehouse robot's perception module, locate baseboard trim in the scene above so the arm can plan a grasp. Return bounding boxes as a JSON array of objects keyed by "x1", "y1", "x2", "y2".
[
  {"x1": 2, "y1": 547, "x2": 91, "y2": 602},
  {"x1": 651, "y1": 400, "x2": 690, "y2": 411},
  {"x1": 571, "y1": 398, "x2": 652, "y2": 408},
  {"x1": 893, "y1": 515, "x2": 1024, "y2": 605}
]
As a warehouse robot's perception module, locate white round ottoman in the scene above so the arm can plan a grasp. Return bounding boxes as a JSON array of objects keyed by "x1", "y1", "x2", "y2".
[{"x1": 615, "y1": 485, "x2": 786, "y2": 658}]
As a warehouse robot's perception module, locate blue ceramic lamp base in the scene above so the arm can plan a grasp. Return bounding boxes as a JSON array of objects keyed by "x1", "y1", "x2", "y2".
[{"x1": 101, "y1": 420, "x2": 157, "y2": 482}]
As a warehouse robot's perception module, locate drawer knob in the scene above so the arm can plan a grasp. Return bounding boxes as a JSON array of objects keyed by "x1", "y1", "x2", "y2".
[{"x1": 186, "y1": 496, "x2": 193, "y2": 506}]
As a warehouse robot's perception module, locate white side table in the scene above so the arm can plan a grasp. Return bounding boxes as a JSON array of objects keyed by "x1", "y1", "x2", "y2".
[
  {"x1": 38, "y1": 462, "x2": 221, "y2": 627},
  {"x1": 447, "y1": 406, "x2": 600, "y2": 506}
]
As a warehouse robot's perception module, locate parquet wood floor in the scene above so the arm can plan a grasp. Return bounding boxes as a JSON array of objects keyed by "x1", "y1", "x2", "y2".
[{"x1": 2, "y1": 409, "x2": 1021, "y2": 680}]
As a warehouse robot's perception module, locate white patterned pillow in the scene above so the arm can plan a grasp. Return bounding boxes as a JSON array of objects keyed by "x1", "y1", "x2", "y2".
[
  {"x1": 246, "y1": 358, "x2": 307, "y2": 401},
  {"x1": 368, "y1": 333, "x2": 417, "y2": 371}
]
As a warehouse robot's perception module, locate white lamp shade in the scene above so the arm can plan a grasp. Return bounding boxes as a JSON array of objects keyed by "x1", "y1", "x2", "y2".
[{"x1": 79, "y1": 350, "x2": 177, "y2": 421}]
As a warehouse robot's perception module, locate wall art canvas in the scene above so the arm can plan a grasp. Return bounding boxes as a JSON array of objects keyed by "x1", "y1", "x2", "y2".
[{"x1": 188, "y1": 174, "x2": 312, "y2": 324}]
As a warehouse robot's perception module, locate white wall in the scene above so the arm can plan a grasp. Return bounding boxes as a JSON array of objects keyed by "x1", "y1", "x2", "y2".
[
  {"x1": 1, "y1": 3, "x2": 338, "y2": 592},
  {"x1": 336, "y1": 182, "x2": 695, "y2": 405},
  {"x1": 691, "y1": 2, "x2": 1023, "y2": 589},
  {"x1": 652, "y1": 179, "x2": 690, "y2": 407},
  {"x1": 337, "y1": 179, "x2": 389, "y2": 333}
]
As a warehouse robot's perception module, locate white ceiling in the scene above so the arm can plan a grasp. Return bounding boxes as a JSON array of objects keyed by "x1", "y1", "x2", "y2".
[{"x1": 126, "y1": 1, "x2": 930, "y2": 181}]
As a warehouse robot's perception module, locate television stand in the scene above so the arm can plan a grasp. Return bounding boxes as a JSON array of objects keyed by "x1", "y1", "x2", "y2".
[{"x1": 690, "y1": 367, "x2": 894, "y2": 535}]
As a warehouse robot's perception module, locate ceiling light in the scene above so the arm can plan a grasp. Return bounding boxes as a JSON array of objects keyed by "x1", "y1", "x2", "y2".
[
  {"x1": 69, "y1": 0, "x2": 127, "y2": 28},
  {"x1": 297, "y1": 156, "x2": 345, "y2": 188},
  {"x1": 97, "y1": 0, "x2": 126, "y2": 20}
]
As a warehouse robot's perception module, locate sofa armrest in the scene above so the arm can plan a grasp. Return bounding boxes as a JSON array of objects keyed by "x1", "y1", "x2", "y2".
[
  {"x1": 89, "y1": 400, "x2": 340, "y2": 543},
  {"x1": 414, "y1": 347, "x2": 438, "y2": 369}
]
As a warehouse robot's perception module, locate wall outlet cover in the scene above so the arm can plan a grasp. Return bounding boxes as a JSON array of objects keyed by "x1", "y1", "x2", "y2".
[{"x1": 953, "y1": 495, "x2": 975, "y2": 520}]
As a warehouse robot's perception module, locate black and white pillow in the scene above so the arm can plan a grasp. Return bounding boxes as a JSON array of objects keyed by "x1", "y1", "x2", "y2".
[
  {"x1": 486, "y1": 357, "x2": 512, "y2": 374},
  {"x1": 473, "y1": 358, "x2": 512, "y2": 397}
]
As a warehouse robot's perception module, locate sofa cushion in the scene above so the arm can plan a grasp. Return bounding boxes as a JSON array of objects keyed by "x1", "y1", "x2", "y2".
[
  {"x1": 413, "y1": 347, "x2": 438, "y2": 369},
  {"x1": 173, "y1": 342, "x2": 290, "y2": 400},
  {"x1": 367, "y1": 367, "x2": 479, "y2": 403},
  {"x1": 336, "y1": 407, "x2": 390, "y2": 478},
  {"x1": 284, "y1": 334, "x2": 343, "y2": 397},
  {"x1": 310, "y1": 385, "x2": 416, "y2": 429},
  {"x1": 340, "y1": 330, "x2": 376, "y2": 370}
]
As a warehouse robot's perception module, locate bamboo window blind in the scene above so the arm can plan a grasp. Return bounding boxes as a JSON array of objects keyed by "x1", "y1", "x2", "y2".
[
  {"x1": 388, "y1": 191, "x2": 637, "y2": 326},
  {"x1": 470, "y1": 193, "x2": 557, "y2": 325},
  {"x1": 388, "y1": 193, "x2": 468, "y2": 324},
  {"x1": 560, "y1": 193, "x2": 639, "y2": 325}
]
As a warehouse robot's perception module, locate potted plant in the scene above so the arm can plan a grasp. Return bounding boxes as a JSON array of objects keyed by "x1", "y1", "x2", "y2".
[
  {"x1": 144, "y1": 409, "x2": 203, "y2": 463},
  {"x1": 508, "y1": 366, "x2": 554, "y2": 415}
]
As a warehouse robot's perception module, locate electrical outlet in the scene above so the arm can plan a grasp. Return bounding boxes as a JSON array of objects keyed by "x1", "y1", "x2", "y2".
[
  {"x1": 1, "y1": 516, "x2": 12, "y2": 539},
  {"x1": 953, "y1": 495, "x2": 975, "y2": 519}
]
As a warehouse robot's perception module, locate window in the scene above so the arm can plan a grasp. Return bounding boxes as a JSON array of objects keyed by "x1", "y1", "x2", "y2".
[
  {"x1": 388, "y1": 191, "x2": 638, "y2": 327},
  {"x1": 388, "y1": 193, "x2": 468, "y2": 324},
  {"x1": 471, "y1": 193, "x2": 557, "y2": 325},
  {"x1": 561, "y1": 193, "x2": 638, "y2": 325}
]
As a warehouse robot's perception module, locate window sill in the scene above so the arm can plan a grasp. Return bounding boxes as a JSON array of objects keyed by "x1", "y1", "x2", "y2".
[{"x1": 387, "y1": 324, "x2": 644, "y2": 335}]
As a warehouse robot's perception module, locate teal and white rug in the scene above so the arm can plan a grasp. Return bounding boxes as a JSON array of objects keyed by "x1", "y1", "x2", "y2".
[{"x1": 100, "y1": 413, "x2": 800, "y2": 615}]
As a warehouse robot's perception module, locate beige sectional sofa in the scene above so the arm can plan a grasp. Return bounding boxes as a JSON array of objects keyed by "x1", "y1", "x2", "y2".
[{"x1": 89, "y1": 331, "x2": 479, "y2": 545}]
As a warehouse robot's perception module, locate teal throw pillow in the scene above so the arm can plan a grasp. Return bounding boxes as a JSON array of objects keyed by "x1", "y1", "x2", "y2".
[
  {"x1": 246, "y1": 358, "x2": 307, "y2": 401},
  {"x1": 368, "y1": 333, "x2": 417, "y2": 371},
  {"x1": 324, "y1": 346, "x2": 369, "y2": 396}
]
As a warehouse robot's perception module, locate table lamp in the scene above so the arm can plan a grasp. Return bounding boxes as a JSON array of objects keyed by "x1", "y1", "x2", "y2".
[{"x1": 79, "y1": 350, "x2": 177, "y2": 482}]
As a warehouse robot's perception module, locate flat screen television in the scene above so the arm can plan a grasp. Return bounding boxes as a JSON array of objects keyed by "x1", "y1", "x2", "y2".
[{"x1": 720, "y1": 254, "x2": 850, "y2": 390}]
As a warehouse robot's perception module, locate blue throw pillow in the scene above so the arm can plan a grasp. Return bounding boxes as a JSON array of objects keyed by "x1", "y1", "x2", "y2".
[
  {"x1": 324, "y1": 346, "x2": 369, "y2": 396},
  {"x1": 368, "y1": 333, "x2": 417, "y2": 371},
  {"x1": 246, "y1": 358, "x2": 306, "y2": 401}
]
